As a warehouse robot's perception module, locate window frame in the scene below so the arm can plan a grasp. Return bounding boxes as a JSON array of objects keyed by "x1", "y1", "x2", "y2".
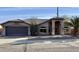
[{"x1": 39, "y1": 27, "x2": 47, "y2": 33}]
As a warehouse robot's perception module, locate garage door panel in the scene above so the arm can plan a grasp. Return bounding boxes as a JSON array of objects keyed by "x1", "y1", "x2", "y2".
[{"x1": 6, "y1": 26, "x2": 28, "y2": 36}]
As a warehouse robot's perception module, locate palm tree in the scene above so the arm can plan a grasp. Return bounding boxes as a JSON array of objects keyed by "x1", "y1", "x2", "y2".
[{"x1": 64, "y1": 16, "x2": 79, "y2": 36}]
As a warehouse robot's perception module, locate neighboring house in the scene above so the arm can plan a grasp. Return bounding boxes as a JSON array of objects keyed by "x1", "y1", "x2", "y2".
[
  {"x1": 64, "y1": 26, "x2": 72, "y2": 35},
  {"x1": 0, "y1": 25, "x2": 3, "y2": 35},
  {"x1": 0, "y1": 17, "x2": 65, "y2": 36},
  {"x1": 63, "y1": 19, "x2": 74, "y2": 35}
]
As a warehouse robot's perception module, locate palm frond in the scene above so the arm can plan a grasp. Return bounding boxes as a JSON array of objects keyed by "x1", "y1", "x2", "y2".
[{"x1": 64, "y1": 21, "x2": 73, "y2": 27}]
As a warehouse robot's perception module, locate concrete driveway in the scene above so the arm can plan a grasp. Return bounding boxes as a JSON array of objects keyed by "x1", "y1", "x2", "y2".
[
  {"x1": 0, "y1": 35, "x2": 79, "y2": 52},
  {"x1": 0, "y1": 35, "x2": 79, "y2": 47},
  {"x1": 0, "y1": 36, "x2": 28, "y2": 45}
]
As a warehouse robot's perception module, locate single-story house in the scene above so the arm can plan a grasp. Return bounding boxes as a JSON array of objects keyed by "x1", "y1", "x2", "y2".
[{"x1": 0, "y1": 17, "x2": 65, "y2": 36}]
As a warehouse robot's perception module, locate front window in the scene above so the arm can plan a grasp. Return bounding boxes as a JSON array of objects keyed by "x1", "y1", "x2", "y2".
[
  {"x1": 64, "y1": 27, "x2": 69, "y2": 32},
  {"x1": 40, "y1": 27, "x2": 47, "y2": 33}
]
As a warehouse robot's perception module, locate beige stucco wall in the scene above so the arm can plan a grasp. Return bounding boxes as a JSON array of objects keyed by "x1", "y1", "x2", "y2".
[
  {"x1": 38, "y1": 22, "x2": 49, "y2": 35},
  {"x1": 38, "y1": 20, "x2": 65, "y2": 35},
  {"x1": 60, "y1": 20, "x2": 64, "y2": 35},
  {"x1": 52, "y1": 20, "x2": 55, "y2": 35}
]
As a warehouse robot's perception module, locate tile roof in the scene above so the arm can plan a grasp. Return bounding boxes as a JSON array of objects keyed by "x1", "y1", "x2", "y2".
[
  {"x1": 24, "y1": 19, "x2": 48, "y2": 24},
  {"x1": 1, "y1": 17, "x2": 65, "y2": 25}
]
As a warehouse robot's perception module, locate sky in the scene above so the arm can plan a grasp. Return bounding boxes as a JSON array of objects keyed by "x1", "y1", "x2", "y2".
[{"x1": 0, "y1": 7, "x2": 79, "y2": 23}]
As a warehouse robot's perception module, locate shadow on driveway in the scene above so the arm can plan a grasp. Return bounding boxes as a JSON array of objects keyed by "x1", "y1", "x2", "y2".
[{"x1": 11, "y1": 35, "x2": 79, "y2": 45}]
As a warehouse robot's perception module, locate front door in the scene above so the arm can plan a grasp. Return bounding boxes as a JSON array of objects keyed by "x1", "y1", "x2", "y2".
[{"x1": 55, "y1": 21, "x2": 61, "y2": 35}]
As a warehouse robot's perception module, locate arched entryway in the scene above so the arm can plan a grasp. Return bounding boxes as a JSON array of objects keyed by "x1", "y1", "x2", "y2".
[{"x1": 55, "y1": 21, "x2": 61, "y2": 35}]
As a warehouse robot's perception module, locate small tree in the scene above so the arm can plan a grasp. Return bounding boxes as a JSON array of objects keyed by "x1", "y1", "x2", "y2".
[
  {"x1": 30, "y1": 18, "x2": 38, "y2": 36},
  {"x1": 64, "y1": 16, "x2": 79, "y2": 36}
]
